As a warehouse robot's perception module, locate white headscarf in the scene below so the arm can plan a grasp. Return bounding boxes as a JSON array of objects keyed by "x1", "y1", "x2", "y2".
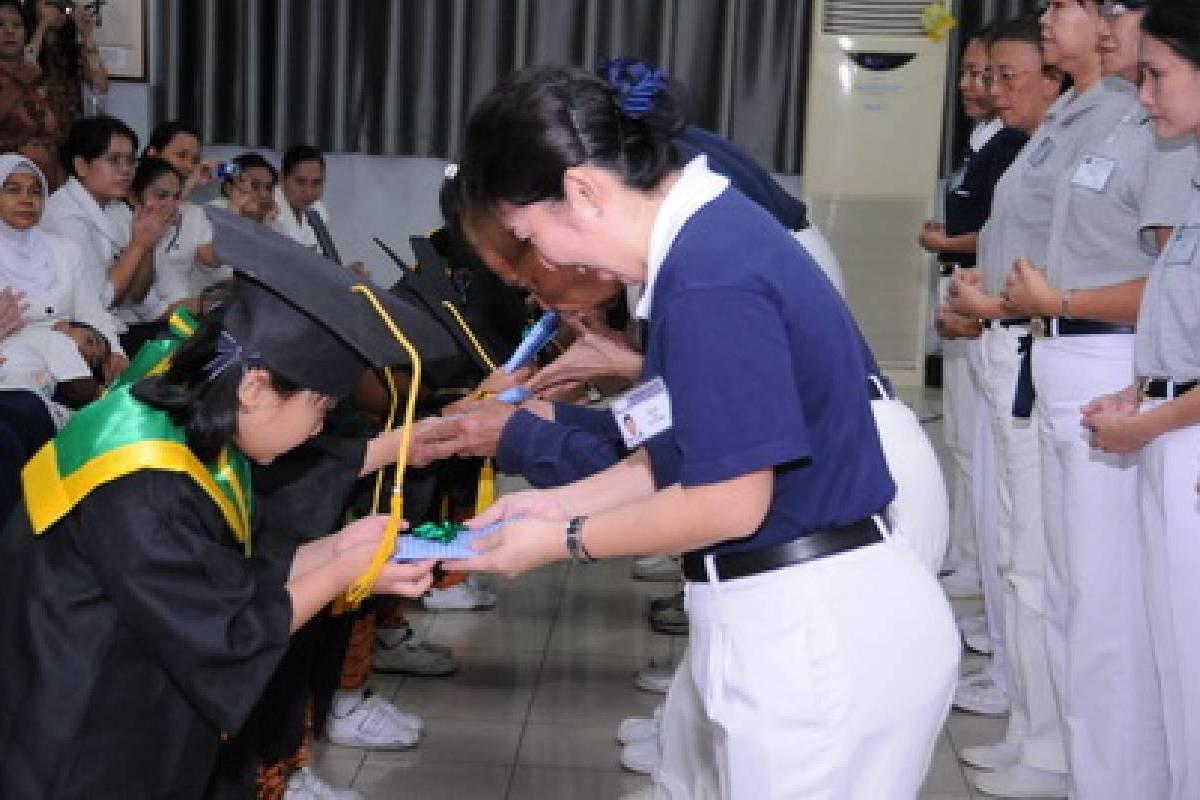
[{"x1": 0, "y1": 154, "x2": 56, "y2": 299}]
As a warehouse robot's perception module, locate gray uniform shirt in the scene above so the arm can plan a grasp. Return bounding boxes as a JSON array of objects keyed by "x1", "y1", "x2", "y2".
[
  {"x1": 1135, "y1": 151, "x2": 1200, "y2": 381},
  {"x1": 978, "y1": 82, "x2": 1117, "y2": 295},
  {"x1": 1047, "y1": 78, "x2": 1196, "y2": 290}
]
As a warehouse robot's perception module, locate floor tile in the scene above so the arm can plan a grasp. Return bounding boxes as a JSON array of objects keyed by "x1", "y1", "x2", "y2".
[
  {"x1": 398, "y1": 648, "x2": 542, "y2": 723},
  {"x1": 363, "y1": 718, "x2": 523, "y2": 767},
  {"x1": 528, "y1": 651, "x2": 662, "y2": 726},
  {"x1": 516, "y1": 722, "x2": 631, "y2": 770},
  {"x1": 507, "y1": 766, "x2": 649, "y2": 799},
  {"x1": 351, "y1": 761, "x2": 511, "y2": 800}
]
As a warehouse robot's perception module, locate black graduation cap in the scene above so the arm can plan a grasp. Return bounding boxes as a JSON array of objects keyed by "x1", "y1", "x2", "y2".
[{"x1": 206, "y1": 207, "x2": 457, "y2": 397}]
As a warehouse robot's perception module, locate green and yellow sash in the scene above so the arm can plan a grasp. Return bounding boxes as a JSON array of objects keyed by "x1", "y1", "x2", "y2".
[
  {"x1": 21, "y1": 382, "x2": 255, "y2": 555},
  {"x1": 106, "y1": 306, "x2": 199, "y2": 393}
]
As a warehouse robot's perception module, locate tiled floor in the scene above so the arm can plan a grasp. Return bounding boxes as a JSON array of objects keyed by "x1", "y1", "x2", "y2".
[{"x1": 310, "y1": 387, "x2": 1026, "y2": 798}]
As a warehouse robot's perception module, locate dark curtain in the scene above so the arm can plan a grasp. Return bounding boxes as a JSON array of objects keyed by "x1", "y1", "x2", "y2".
[{"x1": 156, "y1": 0, "x2": 811, "y2": 173}]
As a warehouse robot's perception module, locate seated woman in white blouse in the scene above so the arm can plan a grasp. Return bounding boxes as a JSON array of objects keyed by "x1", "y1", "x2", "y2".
[
  {"x1": 39, "y1": 116, "x2": 174, "y2": 363},
  {"x1": 0, "y1": 153, "x2": 125, "y2": 377}
]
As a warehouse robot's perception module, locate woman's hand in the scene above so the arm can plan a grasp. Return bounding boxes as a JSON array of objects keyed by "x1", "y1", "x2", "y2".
[
  {"x1": 0, "y1": 287, "x2": 27, "y2": 341},
  {"x1": 1081, "y1": 385, "x2": 1140, "y2": 419},
  {"x1": 454, "y1": 516, "x2": 568, "y2": 578},
  {"x1": 333, "y1": 513, "x2": 405, "y2": 556},
  {"x1": 1082, "y1": 408, "x2": 1151, "y2": 455},
  {"x1": 131, "y1": 202, "x2": 176, "y2": 249},
  {"x1": 183, "y1": 157, "x2": 220, "y2": 197},
  {"x1": 934, "y1": 305, "x2": 982, "y2": 340},
  {"x1": 1003, "y1": 258, "x2": 1059, "y2": 317},
  {"x1": 371, "y1": 559, "x2": 437, "y2": 598},
  {"x1": 918, "y1": 220, "x2": 947, "y2": 253},
  {"x1": 525, "y1": 313, "x2": 642, "y2": 394},
  {"x1": 947, "y1": 270, "x2": 993, "y2": 318},
  {"x1": 474, "y1": 365, "x2": 535, "y2": 397},
  {"x1": 467, "y1": 489, "x2": 571, "y2": 530}
]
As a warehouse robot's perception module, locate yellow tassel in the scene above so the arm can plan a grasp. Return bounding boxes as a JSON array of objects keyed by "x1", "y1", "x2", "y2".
[
  {"x1": 342, "y1": 286, "x2": 421, "y2": 609},
  {"x1": 440, "y1": 301, "x2": 498, "y2": 372},
  {"x1": 475, "y1": 458, "x2": 495, "y2": 516}
]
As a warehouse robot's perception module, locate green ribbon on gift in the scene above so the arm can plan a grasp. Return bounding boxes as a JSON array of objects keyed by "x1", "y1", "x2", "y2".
[{"x1": 410, "y1": 521, "x2": 468, "y2": 543}]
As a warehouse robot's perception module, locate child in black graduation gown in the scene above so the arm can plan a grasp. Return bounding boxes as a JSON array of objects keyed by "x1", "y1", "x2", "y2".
[{"x1": 0, "y1": 211, "x2": 453, "y2": 798}]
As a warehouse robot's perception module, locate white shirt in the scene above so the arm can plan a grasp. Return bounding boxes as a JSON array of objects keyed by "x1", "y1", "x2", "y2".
[
  {"x1": 41, "y1": 177, "x2": 125, "y2": 313},
  {"x1": 0, "y1": 325, "x2": 92, "y2": 428},
  {"x1": 635, "y1": 156, "x2": 729, "y2": 319},
  {"x1": 269, "y1": 186, "x2": 329, "y2": 251}
]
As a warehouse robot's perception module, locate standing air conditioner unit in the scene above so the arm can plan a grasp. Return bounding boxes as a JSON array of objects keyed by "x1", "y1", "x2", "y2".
[{"x1": 803, "y1": 0, "x2": 950, "y2": 387}]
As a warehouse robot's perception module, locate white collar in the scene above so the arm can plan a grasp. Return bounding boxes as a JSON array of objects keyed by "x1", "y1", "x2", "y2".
[
  {"x1": 969, "y1": 117, "x2": 1004, "y2": 152},
  {"x1": 63, "y1": 176, "x2": 122, "y2": 249},
  {"x1": 635, "y1": 155, "x2": 729, "y2": 319}
]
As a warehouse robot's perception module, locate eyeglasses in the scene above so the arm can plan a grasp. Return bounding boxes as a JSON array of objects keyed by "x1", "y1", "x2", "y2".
[
  {"x1": 100, "y1": 153, "x2": 137, "y2": 168},
  {"x1": 959, "y1": 68, "x2": 988, "y2": 89},
  {"x1": 982, "y1": 69, "x2": 1038, "y2": 89}
]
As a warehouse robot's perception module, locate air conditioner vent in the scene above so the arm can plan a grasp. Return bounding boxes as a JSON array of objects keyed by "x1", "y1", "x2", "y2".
[{"x1": 822, "y1": 0, "x2": 928, "y2": 36}]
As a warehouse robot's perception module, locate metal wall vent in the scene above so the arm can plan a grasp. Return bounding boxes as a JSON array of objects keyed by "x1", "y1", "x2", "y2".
[{"x1": 822, "y1": 0, "x2": 929, "y2": 36}]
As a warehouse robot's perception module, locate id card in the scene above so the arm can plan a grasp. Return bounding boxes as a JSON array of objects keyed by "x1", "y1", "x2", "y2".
[
  {"x1": 1166, "y1": 226, "x2": 1199, "y2": 267},
  {"x1": 1071, "y1": 154, "x2": 1116, "y2": 192},
  {"x1": 611, "y1": 376, "x2": 673, "y2": 448},
  {"x1": 1028, "y1": 137, "x2": 1055, "y2": 168}
]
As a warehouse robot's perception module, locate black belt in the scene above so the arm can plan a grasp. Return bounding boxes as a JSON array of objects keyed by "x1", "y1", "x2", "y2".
[
  {"x1": 982, "y1": 317, "x2": 1030, "y2": 330},
  {"x1": 1040, "y1": 317, "x2": 1135, "y2": 337},
  {"x1": 1141, "y1": 378, "x2": 1199, "y2": 399},
  {"x1": 682, "y1": 518, "x2": 883, "y2": 582}
]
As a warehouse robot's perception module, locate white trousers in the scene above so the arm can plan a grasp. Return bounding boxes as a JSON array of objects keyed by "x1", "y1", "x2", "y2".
[
  {"x1": 653, "y1": 537, "x2": 959, "y2": 799},
  {"x1": 979, "y1": 326, "x2": 1064, "y2": 773},
  {"x1": 871, "y1": 394, "x2": 950, "y2": 574},
  {"x1": 942, "y1": 334, "x2": 980, "y2": 581},
  {"x1": 1139, "y1": 408, "x2": 1200, "y2": 800},
  {"x1": 792, "y1": 224, "x2": 846, "y2": 298},
  {"x1": 968, "y1": 339, "x2": 1008, "y2": 689},
  {"x1": 1032, "y1": 334, "x2": 1168, "y2": 799}
]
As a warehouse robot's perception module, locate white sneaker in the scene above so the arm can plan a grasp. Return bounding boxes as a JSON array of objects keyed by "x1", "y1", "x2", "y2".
[
  {"x1": 619, "y1": 738, "x2": 662, "y2": 775},
  {"x1": 283, "y1": 766, "x2": 364, "y2": 800},
  {"x1": 423, "y1": 583, "x2": 497, "y2": 611},
  {"x1": 972, "y1": 763, "x2": 1068, "y2": 798},
  {"x1": 634, "y1": 659, "x2": 675, "y2": 694},
  {"x1": 953, "y1": 674, "x2": 1010, "y2": 716},
  {"x1": 960, "y1": 740, "x2": 1020, "y2": 770},
  {"x1": 617, "y1": 705, "x2": 663, "y2": 745},
  {"x1": 940, "y1": 569, "x2": 982, "y2": 598},
  {"x1": 326, "y1": 691, "x2": 422, "y2": 749},
  {"x1": 373, "y1": 627, "x2": 457, "y2": 676},
  {"x1": 964, "y1": 629, "x2": 993, "y2": 655},
  {"x1": 632, "y1": 555, "x2": 681, "y2": 582}
]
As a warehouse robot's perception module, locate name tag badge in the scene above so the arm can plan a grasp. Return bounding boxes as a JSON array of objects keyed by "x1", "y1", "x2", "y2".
[
  {"x1": 1071, "y1": 154, "x2": 1116, "y2": 192},
  {"x1": 611, "y1": 376, "x2": 673, "y2": 449},
  {"x1": 1166, "y1": 226, "x2": 1199, "y2": 267},
  {"x1": 1028, "y1": 137, "x2": 1055, "y2": 168}
]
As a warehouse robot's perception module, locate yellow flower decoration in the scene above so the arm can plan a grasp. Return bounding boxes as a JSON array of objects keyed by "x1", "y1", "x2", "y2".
[{"x1": 921, "y1": 2, "x2": 958, "y2": 42}]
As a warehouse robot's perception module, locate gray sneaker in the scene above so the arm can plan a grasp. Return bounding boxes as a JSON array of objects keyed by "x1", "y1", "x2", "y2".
[{"x1": 373, "y1": 628, "x2": 457, "y2": 677}]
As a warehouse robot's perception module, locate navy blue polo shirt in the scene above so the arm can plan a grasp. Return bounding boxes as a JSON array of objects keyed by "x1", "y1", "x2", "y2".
[
  {"x1": 674, "y1": 126, "x2": 809, "y2": 231},
  {"x1": 640, "y1": 187, "x2": 894, "y2": 560},
  {"x1": 941, "y1": 126, "x2": 1028, "y2": 268}
]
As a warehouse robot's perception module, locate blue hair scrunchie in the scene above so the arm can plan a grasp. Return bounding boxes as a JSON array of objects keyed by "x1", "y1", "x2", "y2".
[
  {"x1": 596, "y1": 57, "x2": 667, "y2": 120},
  {"x1": 206, "y1": 329, "x2": 262, "y2": 380}
]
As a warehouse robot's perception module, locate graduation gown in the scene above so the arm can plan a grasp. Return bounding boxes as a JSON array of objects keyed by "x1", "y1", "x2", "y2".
[{"x1": 0, "y1": 469, "x2": 294, "y2": 799}]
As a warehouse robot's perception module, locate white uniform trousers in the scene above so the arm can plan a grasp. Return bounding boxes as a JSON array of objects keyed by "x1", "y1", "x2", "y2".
[
  {"x1": 1139, "y1": 409, "x2": 1200, "y2": 800},
  {"x1": 942, "y1": 335, "x2": 981, "y2": 582},
  {"x1": 792, "y1": 224, "x2": 846, "y2": 298},
  {"x1": 871, "y1": 392, "x2": 950, "y2": 574},
  {"x1": 1032, "y1": 334, "x2": 1168, "y2": 799},
  {"x1": 653, "y1": 536, "x2": 960, "y2": 800},
  {"x1": 968, "y1": 338, "x2": 1009, "y2": 690},
  {"x1": 980, "y1": 325, "x2": 1065, "y2": 773}
]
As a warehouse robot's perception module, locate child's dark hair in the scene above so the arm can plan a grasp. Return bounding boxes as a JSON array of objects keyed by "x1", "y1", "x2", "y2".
[
  {"x1": 281, "y1": 144, "x2": 324, "y2": 177},
  {"x1": 144, "y1": 120, "x2": 202, "y2": 159},
  {"x1": 64, "y1": 321, "x2": 110, "y2": 382},
  {"x1": 1142, "y1": 0, "x2": 1200, "y2": 71},
  {"x1": 459, "y1": 63, "x2": 687, "y2": 213},
  {"x1": 130, "y1": 156, "x2": 181, "y2": 202},
  {"x1": 60, "y1": 116, "x2": 139, "y2": 177},
  {"x1": 220, "y1": 153, "x2": 279, "y2": 195},
  {"x1": 133, "y1": 315, "x2": 300, "y2": 462}
]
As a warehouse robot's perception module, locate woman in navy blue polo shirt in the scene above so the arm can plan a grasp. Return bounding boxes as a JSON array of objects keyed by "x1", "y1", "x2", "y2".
[{"x1": 455, "y1": 64, "x2": 959, "y2": 798}]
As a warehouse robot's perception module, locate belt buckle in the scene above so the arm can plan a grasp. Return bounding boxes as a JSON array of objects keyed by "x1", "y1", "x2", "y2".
[
  {"x1": 1139, "y1": 376, "x2": 1153, "y2": 400},
  {"x1": 1030, "y1": 317, "x2": 1048, "y2": 339}
]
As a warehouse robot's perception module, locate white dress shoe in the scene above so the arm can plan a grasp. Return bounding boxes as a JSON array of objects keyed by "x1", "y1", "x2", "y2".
[
  {"x1": 953, "y1": 673, "x2": 1010, "y2": 716},
  {"x1": 283, "y1": 766, "x2": 364, "y2": 800},
  {"x1": 960, "y1": 740, "x2": 1020, "y2": 770},
  {"x1": 422, "y1": 582, "x2": 497, "y2": 610},
  {"x1": 973, "y1": 763, "x2": 1068, "y2": 798},
  {"x1": 964, "y1": 629, "x2": 994, "y2": 655},
  {"x1": 617, "y1": 705, "x2": 662, "y2": 745}
]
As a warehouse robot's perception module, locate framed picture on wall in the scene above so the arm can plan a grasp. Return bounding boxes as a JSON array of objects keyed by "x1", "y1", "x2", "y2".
[{"x1": 90, "y1": 0, "x2": 147, "y2": 81}]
